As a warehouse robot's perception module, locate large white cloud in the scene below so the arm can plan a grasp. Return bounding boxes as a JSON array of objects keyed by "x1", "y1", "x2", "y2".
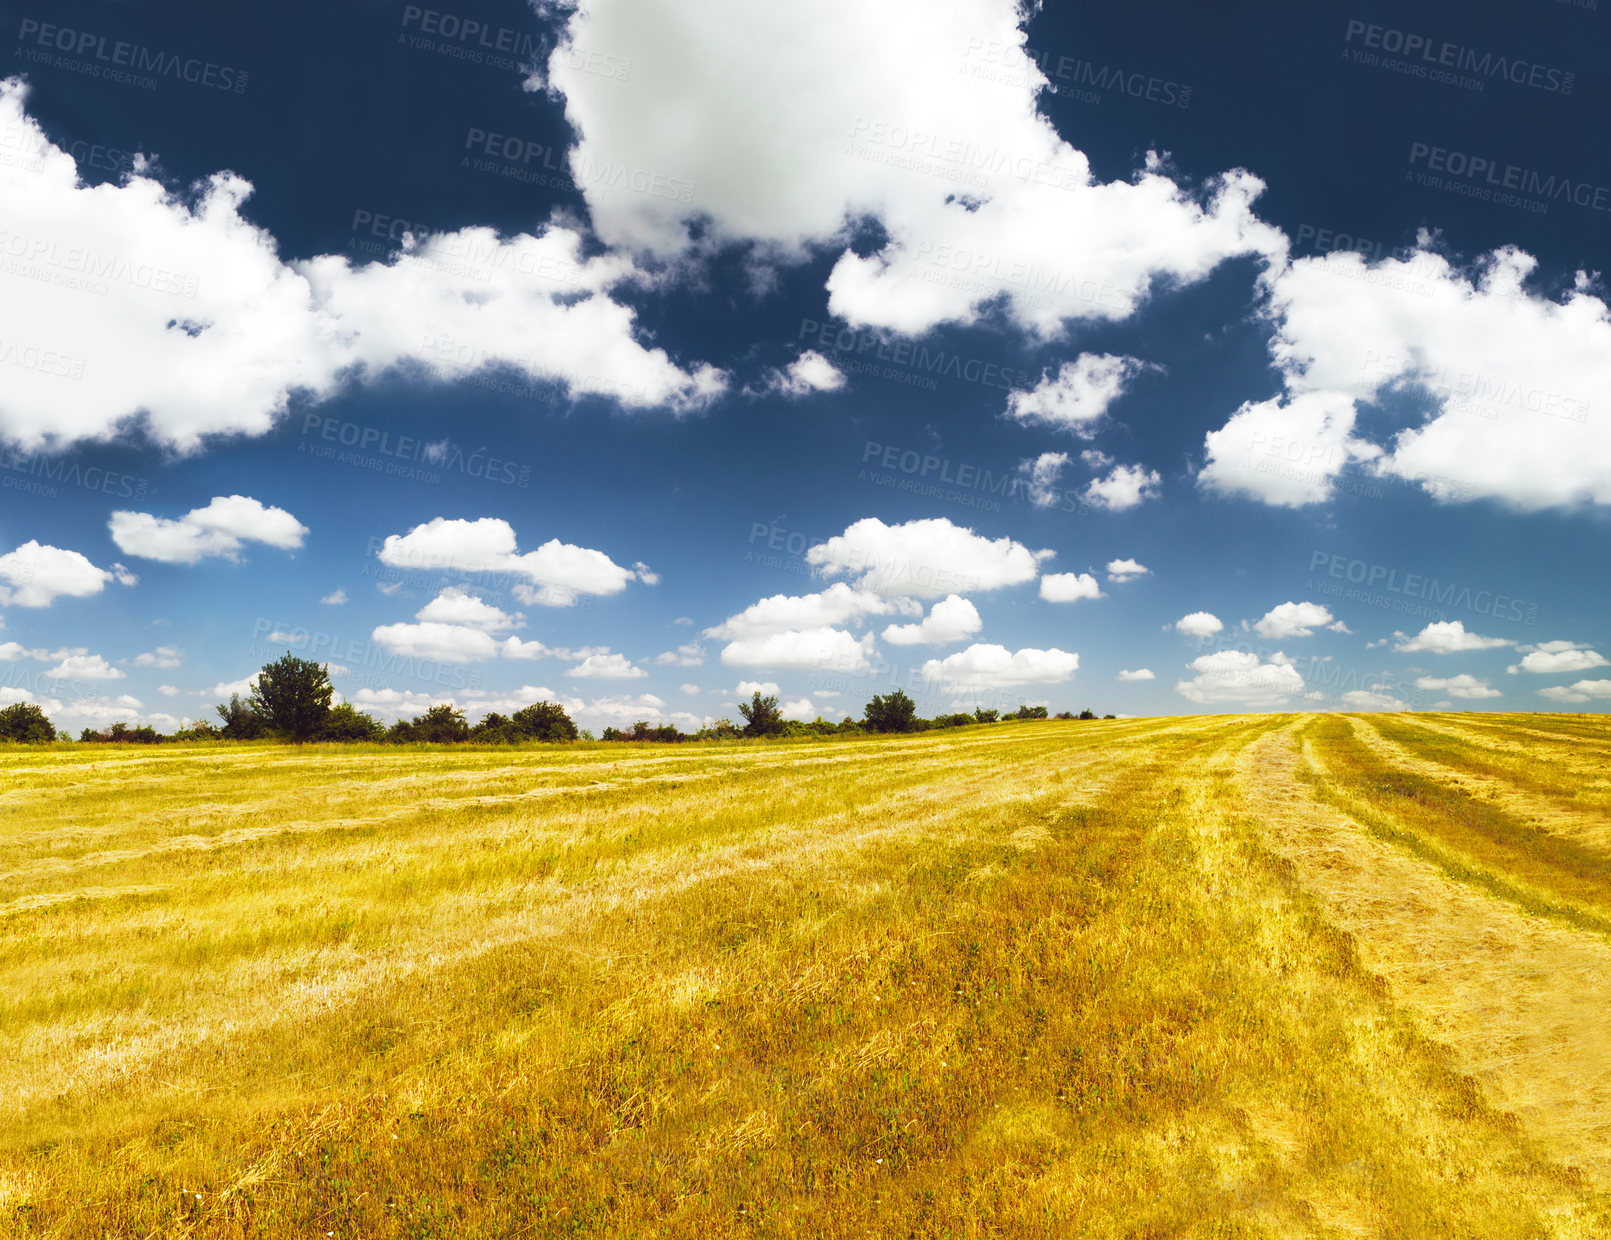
[
  {"x1": 0, "y1": 541, "x2": 134, "y2": 606},
  {"x1": 920, "y1": 643, "x2": 1078, "y2": 689},
  {"x1": 42, "y1": 653, "x2": 124, "y2": 681},
  {"x1": 377, "y1": 517, "x2": 649, "y2": 606},
  {"x1": 567, "y1": 652, "x2": 647, "y2": 679},
  {"x1": 1254, "y1": 601, "x2": 1338, "y2": 640},
  {"x1": 539, "y1": 0, "x2": 1283, "y2": 338},
  {"x1": 1176, "y1": 650, "x2": 1304, "y2": 707},
  {"x1": 1039, "y1": 572, "x2": 1103, "y2": 603},
  {"x1": 1394, "y1": 621, "x2": 1513, "y2": 654},
  {"x1": 1538, "y1": 680, "x2": 1611, "y2": 704},
  {"x1": 0, "y1": 78, "x2": 720, "y2": 452},
  {"x1": 806, "y1": 517, "x2": 1049, "y2": 599},
  {"x1": 718, "y1": 627, "x2": 876, "y2": 673},
  {"x1": 881, "y1": 594, "x2": 982, "y2": 646},
  {"x1": 108, "y1": 495, "x2": 307, "y2": 564},
  {"x1": 1174, "y1": 611, "x2": 1223, "y2": 638},
  {"x1": 1507, "y1": 642, "x2": 1607, "y2": 675},
  {"x1": 1206, "y1": 237, "x2": 1611, "y2": 510},
  {"x1": 705, "y1": 582, "x2": 915, "y2": 641},
  {"x1": 414, "y1": 587, "x2": 524, "y2": 633},
  {"x1": 370, "y1": 621, "x2": 501, "y2": 664},
  {"x1": 1005, "y1": 355, "x2": 1144, "y2": 433}
]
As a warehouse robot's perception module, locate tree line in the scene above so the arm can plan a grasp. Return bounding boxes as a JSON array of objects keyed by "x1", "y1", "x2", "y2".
[{"x1": 0, "y1": 653, "x2": 1115, "y2": 745}]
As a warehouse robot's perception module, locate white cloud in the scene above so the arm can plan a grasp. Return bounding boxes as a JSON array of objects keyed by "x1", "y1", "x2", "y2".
[
  {"x1": 1507, "y1": 642, "x2": 1608, "y2": 675},
  {"x1": 765, "y1": 350, "x2": 846, "y2": 396},
  {"x1": 567, "y1": 652, "x2": 647, "y2": 679},
  {"x1": 538, "y1": 0, "x2": 1282, "y2": 340},
  {"x1": 208, "y1": 676, "x2": 258, "y2": 698},
  {"x1": 0, "y1": 79, "x2": 722, "y2": 452},
  {"x1": 371, "y1": 622, "x2": 500, "y2": 663},
  {"x1": 921, "y1": 643, "x2": 1078, "y2": 689},
  {"x1": 679, "y1": 683, "x2": 702, "y2": 696},
  {"x1": 653, "y1": 642, "x2": 705, "y2": 667},
  {"x1": 780, "y1": 697, "x2": 817, "y2": 722},
  {"x1": 807, "y1": 517, "x2": 1050, "y2": 599},
  {"x1": 0, "y1": 541, "x2": 133, "y2": 607},
  {"x1": 1176, "y1": 650, "x2": 1305, "y2": 707},
  {"x1": 1254, "y1": 601, "x2": 1336, "y2": 640},
  {"x1": 1106, "y1": 558, "x2": 1149, "y2": 583},
  {"x1": 377, "y1": 517, "x2": 650, "y2": 607},
  {"x1": 157, "y1": 684, "x2": 180, "y2": 697},
  {"x1": 1005, "y1": 354, "x2": 1145, "y2": 433},
  {"x1": 350, "y1": 687, "x2": 438, "y2": 720},
  {"x1": 319, "y1": 589, "x2": 348, "y2": 605},
  {"x1": 43, "y1": 654, "x2": 124, "y2": 681},
  {"x1": 1083, "y1": 462, "x2": 1161, "y2": 511},
  {"x1": 1016, "y1": 452, "x2": 1070, "y2": 508},
  {"x1": 705, "y1": 582, "x2": 913, "y2": 640},
  {"x1": 1174, "y1": 611, "x2": 1224, "y2": 638},
  {"x1": 1394, "y1": 621, "x2": 1513, "y2": 654},
  {"x1": 1342, "y1": 689, "x2": 1408, "y2": 710},
  {"x1": 1197, "y1": 390, "x2": 1378, "y2": 507},
  {"x1": 1414, "y1": 674, "x2": 1501, "y2": 700},
  {"x1": 1117, "y1": 668, "x2": 1155, "y2": 681},
  {"x1": 131, "y1": 646, "x2": 183, "y2": 668},
  {"x1": 1039, "y1": 572, "x2": 1103, "y2": 603},
  {"x1": 578, "y1": 693, "x2": 672, "y2": 726},
  {"x1": 882, "y1": 594, "x2": 982, "y2": 646},
  {"x1": 735, "y1": 680, "x2": 780, "y2": 696},
  {"x1": 1248, "y1": 238, "x2": 1611, "y2": 509},
  {"x1": 109, "y1": 495, "x2": 307, "y2": 565},
  {"x1": 501, "y1": 636, "x2": 554, "y2": 661},
  {"x1": 414, "y1": 587, "x2": 523, "y2": 633},
  {"x1": 719, "y1": 627, "x2": 877, "y2": 673},
  {"x1": 1538, "y1": 680, "x2": 1611, "y2": 704}
]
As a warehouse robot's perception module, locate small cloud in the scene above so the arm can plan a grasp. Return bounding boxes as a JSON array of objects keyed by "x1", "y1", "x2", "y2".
[
  {"x1": 1117, "y1": 668, "x2": 1155, "y2": 681},
  {"x1": 1106, "y1": 558, "x2": 1150, "y2": 583},
  {"x1": 320, "y1": 589, "x2": 348, "y2": 605},
  {"x1": 1175, "y1": 611, "x2": 1224, "y2": 638}
]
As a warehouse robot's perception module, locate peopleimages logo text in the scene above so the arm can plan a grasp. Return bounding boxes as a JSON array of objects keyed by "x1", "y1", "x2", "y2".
[
  {"x1": 1344, "y1": 21, "x2": 1574, "y2": 93},
  {"x1": 1407, "y1": 143, "x2": 1610, "y2": 212},
  {"x1": 1307, "y1": 552, "x2": 1537, "y2": 625}
]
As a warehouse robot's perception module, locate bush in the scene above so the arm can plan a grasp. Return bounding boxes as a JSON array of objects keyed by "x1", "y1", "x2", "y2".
[
  {"x1": 511, "y1": 701, "x2": 579, "y2": 742},
  {"x1": 933, "y1": 712, "x2": 974, "y2": 728},
  {"x1": 603, "y1": 721, "x2": 687, "y2": 743},
  {"x1": 216, "y1": 693, "x2": 270, "y2": 740},
  {"x1": 738, "y1": 691, "x2": 786, "y2": 737},
  {"x1": 321, "y1": 702, "x2": 388, "y2": 742},
  {"x1": 1005, "y1": 704, "x2": 1049, "y2": 721},
  {"x1": 973, "y1": 708, "x2": 999, "y2": 723},
  {"x1": 864, "y1": 690, "x2": 919, "y2": 733},
  {"x1": 80, "y1": 722, "x2": 165, "y2": 744},
  {"x1": 0, "y1": 703, "x2": 56, "y2": 742},
  {"x1": 391, "y1": 704, "x2": 470, "y2": 744}
]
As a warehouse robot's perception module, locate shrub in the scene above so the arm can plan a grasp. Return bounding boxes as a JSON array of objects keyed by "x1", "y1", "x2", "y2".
[
  {"x1": 738, "y1": 691, "x2": 786, "y2": 737},
  {"x1": 391, "y1": 704, "x2": 470, "y2": 744},
  {"x1": 321, "y1": 703, "x2": 388, "y2": 742},
  {"x1": 0, "y1": 703, "x2": 56, "y2": 742},
  {"x1": 864, "y1": 690, "x2": 919, "y2": 733}
]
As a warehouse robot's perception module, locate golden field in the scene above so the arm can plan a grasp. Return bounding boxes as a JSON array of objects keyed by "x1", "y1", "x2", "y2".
[{"x1": 1, "y1": 713, "x2": 1609, "y2": 1237}]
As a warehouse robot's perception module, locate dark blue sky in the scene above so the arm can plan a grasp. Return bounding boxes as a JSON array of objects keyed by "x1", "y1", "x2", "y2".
[{"x1": 2, "y1": 0, "x2": 1607, "y2": 731}]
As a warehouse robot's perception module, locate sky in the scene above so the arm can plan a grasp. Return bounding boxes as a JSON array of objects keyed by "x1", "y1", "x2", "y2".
[{"x1": 1, "y1": 0, "x2": 1608, "y2": 735}]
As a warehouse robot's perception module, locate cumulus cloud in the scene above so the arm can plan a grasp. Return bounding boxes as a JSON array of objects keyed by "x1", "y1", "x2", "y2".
[
  {"x1": 719, "y1": 627, "x2": 877, "y2": 673},
  {"x1": 1198, "y1": 391, "x2": 1378, "y2": 506},
  {"x1": 109, "y1": 495, "x2": 307, "y2": 564},
  {"x1": 653, "y1": 642, "x2": 705, "y2": 667},
  {"x1": 1106, "y1": 558, "x2": 1149, "y2": 583},
  {"x1": 736, "y1": 680, "x2": 780, "y2": 697},
  {"x1": 131, "y1": 646, "x2": 183, "y2": 668},
  {"x1": 1537, "y1": 680, "x2": 1611, "y2": 704},
  {"x1": 371, "y1": 621, "x2": 501, "y2": 664},
  {"x1": 377, "y1": 517, "x2": 650, "y2": 606},
  {"x1": 1039, "y1": 572, "x2": 1103, "y2": 603},
  {"x1": 1083, "y1": 462, "x2": 1162, "y2": 511},
  {"x1": 0, "y1": 79, "x2": 722, "y2": 452},
  {"x1": 1176, "y1": 650, "x2": 1304, "y2": 707},
  {"x1": 1254, "y1": 601, "x2": 1336, "y2": 639},
  {"x1": 1507, "y1": 641, "x2": 1607, "y2": 675},
  {"x1": 1016, "y1": 452, "x2": 1070, "y2": 508},
  {"x1": 1394, "y1": 621, "x2": 1513, "y2": 654},
  {"x1": 808, "y1": 517, "x2": 1050, "y2": 599},
  {"x1": 1117, "y1": 668, "x2": 1155, "y2": 681},
  {"x1": 539, "y1": 0, "x2": 1282, "y2": 339},
  {"x1": 882, "y1": 594, "x2": 982, "y2": 646},
  {"x1": 764, "y1": 350, "x2": 846, "y2": 396},
  {"x1": 319, "y1": 589, "x2": 348, "y2": 605},
  {"x1": 706, "y1": 582, "x2": 914, "y2": 640},
  {"x1": 414, "y1": 586, "x2": 523, "y2": 633},
  {"x1": 1174, "y1": 611, "x2": 1224, "y2": 637},
  {"x1": 43, "y1": 653, "x2": 124, "y2": 681},
  {"x1": 1414, "y1": 673, "x2": 1502, "y2": 700},
  {"x1": 1005, "y1": 354, "x2": 1146, "y2": 433},
  {"x1": 920, "y1": 643, "x2": 1078, "y2": 689},
  {"x1": 567, "y1": 652, "x2": 647, "y2": 679},
  {"x1": 0, "y1": 541, "x2": 134, "y2": 607},
  {"x1": 780, "y1": 697, "x2": 817, "y2": 722}
]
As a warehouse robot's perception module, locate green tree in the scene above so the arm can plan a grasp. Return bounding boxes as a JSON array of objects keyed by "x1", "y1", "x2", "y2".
[
  {"x1": 973, "y1": 707, "x2": 999, "y2": 723},
  {"x1": 511, "y1": 701, "x2": 579, "y2": 741},
  {"x1": 248, "y1": 654, "x2": 333, "y2": 742},
  {"x1": 864, "y1": 689, "x2": 919, "y2": 733},
  {"x1": 215, "y1": 693, "x2": 270, "y2": 739},
  {"x1": 737, "y1": 691, "x2": 785, "y2": 737},
  {"x1": 0, "y1": 702, "x2": 56, "y2": 742},
  {"x1": 392, "y1": 703, "x2": 469, "y2": 744},
  {"x1": 321, "y1": 702, "x2": 387, "y2": 742}
]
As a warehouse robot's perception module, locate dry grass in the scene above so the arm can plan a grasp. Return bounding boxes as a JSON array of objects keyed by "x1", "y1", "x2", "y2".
[{"x1": 2, "y1": 716, "x2": 1609, "y2": 1237}]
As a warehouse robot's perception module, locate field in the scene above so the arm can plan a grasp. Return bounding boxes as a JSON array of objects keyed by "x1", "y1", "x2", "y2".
[{"x1": 2, "y1": 713, "x2": 1609, "y2": 1237}]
